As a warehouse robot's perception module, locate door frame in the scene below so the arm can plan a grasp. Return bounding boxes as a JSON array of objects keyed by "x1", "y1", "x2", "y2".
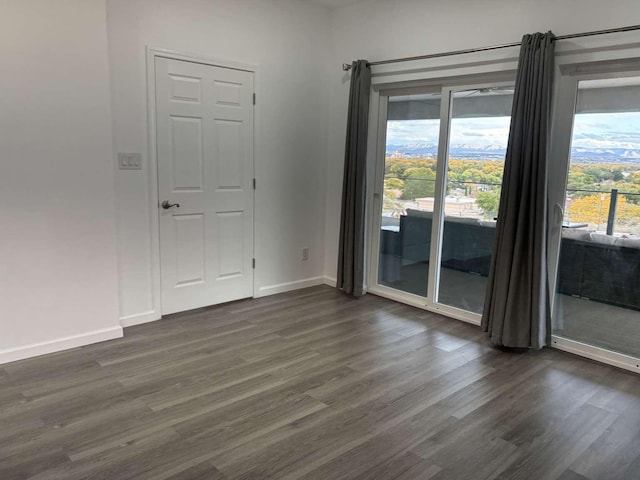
[
  {"x1": 146, "y1": 47, "x2": 259, "y2": 317},
  {"x1": 367, "y1": 76, "x2": 516, "y2": 326}
]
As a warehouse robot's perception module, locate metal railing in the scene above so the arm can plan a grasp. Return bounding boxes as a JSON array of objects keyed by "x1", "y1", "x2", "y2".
[
  {"x1": 384, "y1": 175, "x2": 640, "y2": 236},
  {"x1": 567, "y1": 188, "x2": 640, "y2": 236}
]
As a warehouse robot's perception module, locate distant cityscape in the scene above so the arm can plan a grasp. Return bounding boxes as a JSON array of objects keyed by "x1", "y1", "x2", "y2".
[
  {"x1": 386, "y1": 111, "x2": 640, "y2": 164},
  {"x1": 386, "y1": 143, "x2": 640, "y2": 164}
]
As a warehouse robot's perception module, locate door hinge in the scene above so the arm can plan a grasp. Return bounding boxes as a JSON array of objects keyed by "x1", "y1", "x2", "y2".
[
  {"x1": 253, "y1": 93, "x2": 256, "y2": 105},
  {"x1": 253, "y1": 178, "x2": 256, "y2": 190},
  {"x1": 252, "y1": 258, "x2": 256, "y2": 269}
]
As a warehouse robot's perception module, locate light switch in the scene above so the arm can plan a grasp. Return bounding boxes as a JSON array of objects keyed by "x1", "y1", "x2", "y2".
[{"x1": 118, "y1": 153, "x2": 142, "y2": 170}]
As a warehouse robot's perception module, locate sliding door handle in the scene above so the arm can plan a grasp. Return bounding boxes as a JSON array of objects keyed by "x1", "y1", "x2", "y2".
[{"x1": 555, "y1": 202, "x2": 564, "y2": 224}]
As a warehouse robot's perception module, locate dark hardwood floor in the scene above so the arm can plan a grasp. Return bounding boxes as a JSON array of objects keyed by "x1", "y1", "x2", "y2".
[{"x1": 2, "y1": 285, "x2": 640, "y2": 480}]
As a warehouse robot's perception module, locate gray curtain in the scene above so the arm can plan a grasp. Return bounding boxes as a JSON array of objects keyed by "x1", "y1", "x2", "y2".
[
  {"x1": 481, "y1": 32, "x2": 556, "y2": 348},
  {"x1": 337, "y1": 60, "x2": 371, "y2": 296}
]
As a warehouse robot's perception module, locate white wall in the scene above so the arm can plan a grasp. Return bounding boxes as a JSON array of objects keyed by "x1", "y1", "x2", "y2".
[
  {"x1": 324, "y1": 0, "x2": 640, "y2": 281},
  {"x1": 0, "y1": 0, "x2": 121, "y2": 363},
  {"x1": 107, "y1": 0, "x2": 333, "y2": 324},
  {"x1": 7, "y1": 0, "x2": 636, "y2": 363}
]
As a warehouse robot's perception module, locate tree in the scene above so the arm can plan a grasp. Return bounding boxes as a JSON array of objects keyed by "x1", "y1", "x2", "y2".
[
  {"x1": 584, "y1": 166, "x2": 616, "y2": 183},
  {"x1": 567, "y1": 171, "x2": 597, "y2": 194},
  {"x1": 475, "y1": 190, "x2": 500, "y2": 219},
  {"x1": 568, "y1": 193, "x2": 609, "y2": 224},
  {"x1": 460, "y1": 168, "x2": 485, "y2": 183},
  {"x1": 384, "y1": 177, "x2": 404, "y2": 198},
  {"x1": 617, "y1": 195, "x2": 640, "y2": 223},
  {"x1": 567, "y1": 193, "x2": 640, "y2": 225},
  {"x1": 614, "y1": 183, "x2": 640, "y2": 204},
  {"x1": 401, "y1": 168, "x2": 436, "y2": 200},
  {"x1": 382, "y1": 193, "x2": 405, "y2": 213},
  {"x1": 612, "y1": 168, "x2": 624, "y2": 182}
]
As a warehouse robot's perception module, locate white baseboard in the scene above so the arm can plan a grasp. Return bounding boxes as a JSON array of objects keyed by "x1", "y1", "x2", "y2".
[
  {"x1": 323, "y1": 276, "x2": 337, "y2": 287},
  {"x1": 120, "y1": 310, "x2": 161, "y2": 328},
  {"x1": 257, "y1": 276, "x2": 325, "y2": 298},
  {"x1": 0, "y1": 326, "x2": 123, "y2": 365}
]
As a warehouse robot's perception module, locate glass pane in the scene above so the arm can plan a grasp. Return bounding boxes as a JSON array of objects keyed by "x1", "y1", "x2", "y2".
[
  {"x1": 554, "y1": 76, "x2": 640, "y2": 358},
  {"x1": 437, "y1": 87, "x2": 513, "y2": 313},
  {"x1": 378, "y1": 92, "x2": 441, "y2": 296}
]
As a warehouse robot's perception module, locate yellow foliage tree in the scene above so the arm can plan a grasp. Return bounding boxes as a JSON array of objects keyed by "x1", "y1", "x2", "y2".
[
  {"x1": 618, "y1": 195, "x2": 640, "y2": 223},
  {"x1": 568, "y1": 194, "x2": 640, "y2": 225}
]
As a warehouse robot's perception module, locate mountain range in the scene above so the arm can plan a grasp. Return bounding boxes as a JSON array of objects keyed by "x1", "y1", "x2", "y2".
[{"x1": 386, "y1": 143, "x2": 640, "y2": 164}]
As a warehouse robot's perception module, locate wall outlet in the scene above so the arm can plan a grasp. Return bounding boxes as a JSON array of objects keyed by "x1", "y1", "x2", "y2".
[
  {"x1": 301, "y1": 247, "x2": 309, "y2": 262},
  {"x1": 118, "y1": 153, "x2": 142, "y2": 170}
]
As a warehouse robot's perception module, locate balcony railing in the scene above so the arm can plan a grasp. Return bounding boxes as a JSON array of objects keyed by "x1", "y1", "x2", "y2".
[
  {"x1": 384, "y1": 175, "x2": 640, "y2": 236},
  {"x1": 566, "y1": 188, "x2": 640, "y2": 236}
]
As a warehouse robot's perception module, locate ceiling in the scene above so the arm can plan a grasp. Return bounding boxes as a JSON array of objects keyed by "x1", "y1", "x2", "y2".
[
  {"x1": 581, "y1": 76, "x2": 640, "y2": 89},
  {"x1": 301, "y1": 0, "x2": 372, "y2": 9}
]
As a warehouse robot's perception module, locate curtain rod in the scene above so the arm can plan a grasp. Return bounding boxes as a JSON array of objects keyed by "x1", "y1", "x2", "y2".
[{"x1": 341, "y1": 24, "x2": 640, "y2": 71}]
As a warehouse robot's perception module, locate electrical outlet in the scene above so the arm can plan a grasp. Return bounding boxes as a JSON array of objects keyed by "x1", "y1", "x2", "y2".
[{"x1": 301, "y1": 247, "x2": 309, "y2": 262}]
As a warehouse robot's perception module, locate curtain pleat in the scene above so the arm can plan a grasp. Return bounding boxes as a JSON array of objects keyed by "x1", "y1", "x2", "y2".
[
  {"x1": 481, "y1": 32, "x2": 556, "y2": 348},
  {"x1": 337, "y1": 60, "x2": 371, "y2": 297}
]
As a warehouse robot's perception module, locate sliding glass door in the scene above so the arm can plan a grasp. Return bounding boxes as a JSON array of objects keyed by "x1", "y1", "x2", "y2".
[
  {"x1": 552, "y1": 75, "x2": 640, "y2": 358},
  {"x1": 435, "y1": 87, "x2": 512, "y2": 314},
  {"x1": 370, "y1": 44, "x2": 640, "y2": 369},
  {"x1": 374, "y1": 81, "x2": 514, "y2": 320},
  {"x1": 377, "y1": 91, "x2": 441, "y2": 296}
]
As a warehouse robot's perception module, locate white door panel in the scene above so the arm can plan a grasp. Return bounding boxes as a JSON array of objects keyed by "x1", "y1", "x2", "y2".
[{"x1": 156, "y1": 57, "x2": 254, "y2": 314}]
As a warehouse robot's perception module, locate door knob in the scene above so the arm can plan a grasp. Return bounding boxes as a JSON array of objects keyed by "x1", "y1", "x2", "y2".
[{"x1": 161, "y1": 201, "x2": 180, "y2": 209}]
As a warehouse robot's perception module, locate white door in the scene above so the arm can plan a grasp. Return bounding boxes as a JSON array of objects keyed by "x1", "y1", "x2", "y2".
[{"x1": 155, "y1": 57, "x2": 254, "y2": 315}]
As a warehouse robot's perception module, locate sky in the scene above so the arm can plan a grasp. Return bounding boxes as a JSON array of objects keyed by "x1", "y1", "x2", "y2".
[
  {"x1": 572, "y1": 112, "x2": 640, "y2": 150},
  {"x1": 386, "y1": 118, "x2": 510, "y2": 147},
  {"x1": 386, "y1": 112, "x2": 640, "y2": 151}
]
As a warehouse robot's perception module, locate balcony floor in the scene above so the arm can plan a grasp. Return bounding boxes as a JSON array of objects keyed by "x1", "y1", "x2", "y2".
[
  {"x1": 380, "y1": 259, "x2": 640, "y2": 358},
  {"x1": 554, "y1": 294, "x2": 640, "y2": 359}
]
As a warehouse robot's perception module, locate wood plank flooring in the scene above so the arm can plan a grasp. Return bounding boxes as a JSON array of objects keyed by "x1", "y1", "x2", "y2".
[{"x1": 2, "y1": 285, "x2": 640, "y2": 480}]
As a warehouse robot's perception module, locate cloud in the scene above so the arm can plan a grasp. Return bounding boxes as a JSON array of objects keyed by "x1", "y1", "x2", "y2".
[
  {"x1": 572, "y1": 112, "x2": 640, "y2": 149},
  {"x1": 387, "y1": 112, "x2": 640, "y2": 154},
  {"x1": 386, "y1": 117, "x2": 511, "y2": 146}
]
